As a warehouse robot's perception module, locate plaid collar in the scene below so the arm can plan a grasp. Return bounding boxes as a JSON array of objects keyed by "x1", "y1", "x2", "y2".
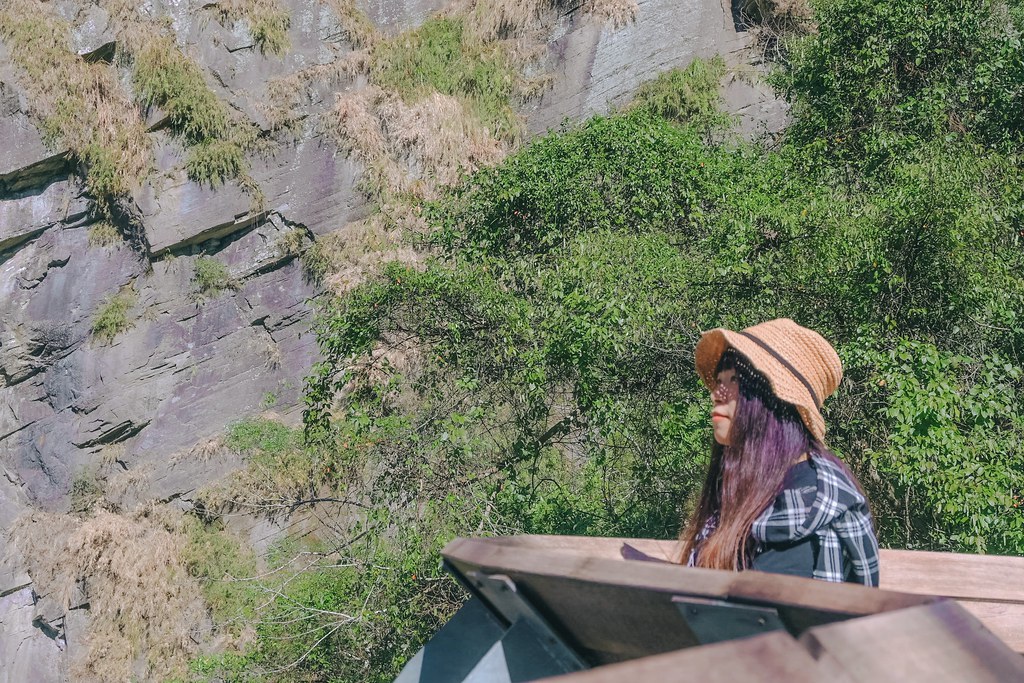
[{"x1": 750, "y1": 456, "x2": 879, "y2": 585}]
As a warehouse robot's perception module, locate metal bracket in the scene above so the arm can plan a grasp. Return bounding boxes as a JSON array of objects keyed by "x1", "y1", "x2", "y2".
[
  {"x1": 465, "y1": 571, "x2": 587, "y2": 675},
  {"x1": 673, "y1": 595, "x2": 787, "y2": 645}
]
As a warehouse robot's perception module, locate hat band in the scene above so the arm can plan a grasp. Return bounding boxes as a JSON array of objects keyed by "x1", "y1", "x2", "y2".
[{"x1": 736, "y1": 331, "x2": 821, "y2": 408}]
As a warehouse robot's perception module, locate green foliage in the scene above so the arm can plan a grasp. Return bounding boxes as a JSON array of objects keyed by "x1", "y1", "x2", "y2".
[
  {"x1": 189, "y1": 652, "x2": 250, "y2": 682},
  {"x1": 213, "y1": 528, "x2": 460, "y2": 682},
  {"x1": 133, "y1": 35, "x2": 229, "y2": 142},
  {"x1": 309, "y1": 107, "x2": 1024, "y2": 557},
  {"x1": 193, "y1": 257, "x2": 239, "y2": 297},
  {"x1": 225, "y1": 418, "x2": 299, "y2": 455},
  {"x1": 370, "y1": 17, "x2": 521, "y2": 141},
  {"x1": 192, "y1": 415, "x2": 471, "y2": 682},
  {"x1": 69, "y1": 469, "x2": 104, "y2": 513},
  {"x1": 426, "y1": 110, "x2": 722, "y2": 258},
  {"x1": 132, "y1": 34, "x2": 254, "y2": 188},
  {"x1": 210, "y1": 417, "x2": 342, "y2": 507},
  {"x1": 180, "y1": 515, "x2": 259, "y2": 626},
  {"x1": 92, "y1": 285, "x2": 136, "y2": 344},
  {"x1": 88, "y1": 222, "x2": 123, "y2": 248},
  {"x1": 778, "y1": 0, "x2": 1024, "y2": 165},
  {"x1": 849, "y1": 340, "x2": 1024, "y2": 554},
  {"x1": 185, "y1": 139, "x2": 247, "y2": 187},
  {"x1": 629, "y1": 56, "x2": 733, "y2": 132}
]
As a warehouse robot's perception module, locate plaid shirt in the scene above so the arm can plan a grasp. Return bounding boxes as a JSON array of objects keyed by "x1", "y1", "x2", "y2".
[{"x1": 690, "y1": 456, "x2": 880, "y2": 586}]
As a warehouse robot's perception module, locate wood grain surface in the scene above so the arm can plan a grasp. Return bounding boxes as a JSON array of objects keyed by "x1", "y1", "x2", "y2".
[
  {"x1": 537, "y1": 631, "x2": 845, "y2": 683},
  {"x1": 799, "y1": 600, "x2": 1024, "y2": 682},
  {"x1": 444, "y1": 535, "x2": 1024, "y2": 653}
]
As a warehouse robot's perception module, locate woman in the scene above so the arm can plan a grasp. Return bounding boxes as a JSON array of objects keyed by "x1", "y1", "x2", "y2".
[{"x1": 678, "y1": 318, "x2": 879, "y2": 585}]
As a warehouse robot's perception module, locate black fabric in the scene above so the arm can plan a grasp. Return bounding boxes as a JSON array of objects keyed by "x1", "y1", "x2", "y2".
[{"x1": 749, "y1": 460, "x2": 818, "y2": 579}]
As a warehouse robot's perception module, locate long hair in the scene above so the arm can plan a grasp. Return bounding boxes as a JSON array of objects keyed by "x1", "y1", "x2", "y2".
[{"x1": 678, "y1": 349, "x2": 862, "y2": 570}]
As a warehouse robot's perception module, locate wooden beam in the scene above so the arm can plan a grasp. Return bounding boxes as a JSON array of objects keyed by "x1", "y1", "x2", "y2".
[
  {"x1": 537, "y1": 631, "x2": 848, "y2": 683},
  {"x1": 799, "y1": 600, "x2": 1024, "y2": 682},
  {"x1": 879, "y1": 547, "x2": 1024, "y2": 602}
]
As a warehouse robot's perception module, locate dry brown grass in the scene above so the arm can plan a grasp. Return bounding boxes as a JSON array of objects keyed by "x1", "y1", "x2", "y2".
[
  {"x1": 303, "y1": 218, "x2": 421, "y2": 294},
  {"x1": 259, "y1": 0, "x2": 379, "y2": 129},
  {"x1": 739, "y1": 0, "x2": 814, "y2": 25},
  {"x1": 98, "y1": 0, "x2": 138, "y2": 22},
  {"x1": 99, "y1": 443, "x2": 126, "y2": 468},
  {"x1": 262, "y1": 50, "x2": 371, "y2": 132},
  {"x1": 320, "y1": 0, "x2": 380, "y2": 49},
  {"x1": 456, "y1": 0, "x2": 636, "y2": 46},
  {"x1": 10, "y1": 507, "x2": 207, "y2": 682},
  {"x1": 0, "y1": 0, "x2": 151, "y2": 202},
  {"x1": 316, "y1": 85, "x2": 504, "y2": 288},
  {"x1": 104, "y1": 463, "x2": 155, "y2": 502},
  {"x1": 358, "y1": 334, "x2": 427, "y2": 414},
  {"x1": 171, "y1": 437, "x2": 230, "y2": 466},
  {"x1": 196, "y1": 422, "x2": 312, "y2": 513},
  {"x1": 457, "y1": 0, "x2": 554, "y2": 44},
  {"x1": 327, "y1": 85, "x2": 506, "y2": 202},
  {"x1": 214, "y1": 0, "x2": 292, "y2": 55},
  {"x1": 737, "y1": 0, "x2": 816, "y2": 60},
  {"x1": 588, "y1": 0, "x2": 639, "y2": 28}
]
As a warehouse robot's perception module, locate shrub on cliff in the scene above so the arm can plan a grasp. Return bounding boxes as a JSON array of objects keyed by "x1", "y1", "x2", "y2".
[
  {"x1": 778, "y1": 0, "x2": 1024, "y2": 167},
  {"x1": 92, "y1": 285, "x2": 137, "y2": 344},
  {"x1": 193, "y1": 257, "x2": 239, "y2": 298}
]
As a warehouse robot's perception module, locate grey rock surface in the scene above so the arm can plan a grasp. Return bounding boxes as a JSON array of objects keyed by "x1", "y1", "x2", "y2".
[
  {"x1": 0, "y1": 587, "x2": 65, "y2": 683},
  {"x1": 0, "y1": 79, "x2": 68, "y2": 196},
  {"x1": 358, "y1": 0, "x2": 450, "y2": 35},
  {"x1": 0, "y1": 179, "x2": 90, "y2": 253},
  {"x1": 526, "y1": 0, "x2": 788, "y2": 137},
  {"x1": 136, "y1": 132, "x2": 366, "y2": 255}
]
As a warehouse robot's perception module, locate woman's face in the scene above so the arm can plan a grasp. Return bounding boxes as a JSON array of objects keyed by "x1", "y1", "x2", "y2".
[{"x1": 711, "y1": 367, "x2": 739, "y2": 446}]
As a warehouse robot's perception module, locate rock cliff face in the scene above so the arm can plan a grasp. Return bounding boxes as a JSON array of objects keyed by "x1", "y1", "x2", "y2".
[{"x1": 0, "y1": 0, "x2": 784, "y2": 678}]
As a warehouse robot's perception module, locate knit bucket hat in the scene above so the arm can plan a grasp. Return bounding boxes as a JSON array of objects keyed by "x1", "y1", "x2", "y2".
[{"x1": 694, "y1": 318, "x2": 843, "y2": 442}]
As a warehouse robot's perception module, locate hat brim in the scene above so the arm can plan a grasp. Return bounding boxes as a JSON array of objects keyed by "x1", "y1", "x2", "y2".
[{"x1": 694, "y1": 327, "x2": 827, "y2": 441}]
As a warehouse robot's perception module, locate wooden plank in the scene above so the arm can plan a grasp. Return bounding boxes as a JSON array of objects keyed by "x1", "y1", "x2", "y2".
[
  {"x1": 880, "y1": 548, "x2": 1024, "y2": 604},
  {"x1": 956, "y1": 599, "x2": 1024, "y2": 652},
  {"x1": 799, "y1": 600, "x2": 1024, "y2": 683},
  {"x1": 474, "y1": 534, "x2": 681, "y2": 562},
  {"x1": 536, "y1": 631, "x2": 848, "y2": 683},
  {"x1": 476, "y1": 536, "x2": 1024, "y2": 600}
]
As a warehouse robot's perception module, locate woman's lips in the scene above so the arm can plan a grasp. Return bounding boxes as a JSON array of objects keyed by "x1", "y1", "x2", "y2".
[{"x1": 711, "y1": 413, "x2": 729, "y2": 421}]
